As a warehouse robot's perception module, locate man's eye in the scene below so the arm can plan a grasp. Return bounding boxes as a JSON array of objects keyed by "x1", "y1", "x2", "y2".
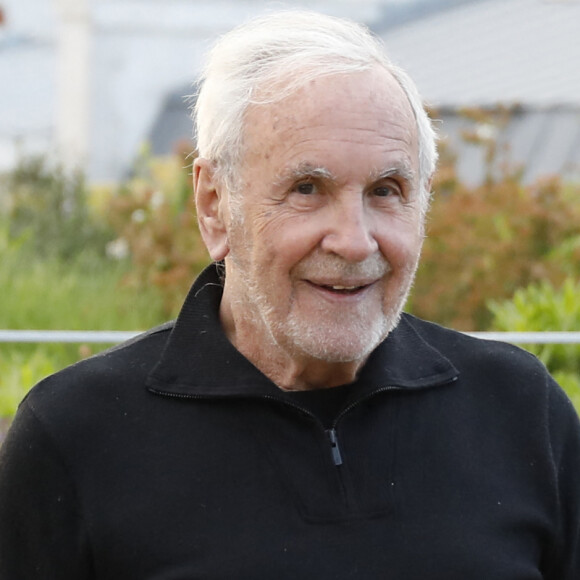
[
  {"x1": 295, "y1": 182, "x2": 316, "y2": 195},
  {"x1": 373, "y1": 184, "x2": 401, "y2": 198}
]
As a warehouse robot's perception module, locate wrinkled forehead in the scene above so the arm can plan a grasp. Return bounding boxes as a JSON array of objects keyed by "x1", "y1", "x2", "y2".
[{"x1": 240, "y1": 68, "x2": 419, "y2": 166}]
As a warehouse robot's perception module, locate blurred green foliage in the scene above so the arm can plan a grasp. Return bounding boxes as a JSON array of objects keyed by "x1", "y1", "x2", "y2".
[
  {"x1": 488, "y1": 279, "x2": 580, "y2": 411},
  {"x1": 412, "y1": 108, "x2": 580, "y2": 330},
  {"x1": 0, "y1": 228, "x2": 168, "y2": 417},
  {"x1": 0, "y1": 348, "x2": 59, "y2": 420},
  {"x1": 1, "y1": 125, "x2": 580, "y2": 424},
  {"x1": 1, "y1": 156, "x2": 114, "y2": 262},
  {"x1": 103, "y1": 145, "x2": 210, "y2": 317},
  {"x1": 0, "y1": 157, "x2": 170, "y2": 422}
]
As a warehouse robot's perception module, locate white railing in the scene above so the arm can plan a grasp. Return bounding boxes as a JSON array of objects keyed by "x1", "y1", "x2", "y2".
[
  {"x1": 0, "y1": 330, "x2": 139, "y2": 343},
  {"x1": 466, "y1": 332, "x2": 580, "y2": 344},
  {"x1": 1, "y1": 330, "x2": 580, "y2": 344}
]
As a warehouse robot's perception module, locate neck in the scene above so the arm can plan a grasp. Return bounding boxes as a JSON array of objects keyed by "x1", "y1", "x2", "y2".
[{"x1": 219, "y1": 285, "x2": 367, "y2": 391}]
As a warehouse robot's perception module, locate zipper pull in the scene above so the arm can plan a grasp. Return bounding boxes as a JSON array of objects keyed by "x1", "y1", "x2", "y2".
[{"x1": 326, "y1": 428, "x2": 343, "y2": 466}]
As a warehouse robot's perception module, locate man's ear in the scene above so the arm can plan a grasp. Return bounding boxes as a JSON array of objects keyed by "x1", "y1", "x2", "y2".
[{"x1": 194, "y1": 158, "x2": 230, "y2": 261}]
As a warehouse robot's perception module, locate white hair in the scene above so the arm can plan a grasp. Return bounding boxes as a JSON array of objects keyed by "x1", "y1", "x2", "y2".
[{"x1": 193, "y1": 10, "x2": 437, "y2": 208}]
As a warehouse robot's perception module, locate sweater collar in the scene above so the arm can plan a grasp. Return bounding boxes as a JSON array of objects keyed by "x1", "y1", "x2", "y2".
[{"x1": 146, "y1": 263, "x2": 458, "y2": 398}]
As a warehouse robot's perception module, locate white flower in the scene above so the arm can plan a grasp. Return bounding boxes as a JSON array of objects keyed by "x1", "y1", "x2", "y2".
[
  {"x1": 150, "y1": 190, "x2": 165, "y2": 210},
  {"x1": 476, "y1": 123, "x2": 498, "y2": 142},
  {"x1": 131, "y1": 209, "x2": 147, "y2": 223},
  {"x1": 106, "y1": 238, "x2": 130, "y2": 260}
]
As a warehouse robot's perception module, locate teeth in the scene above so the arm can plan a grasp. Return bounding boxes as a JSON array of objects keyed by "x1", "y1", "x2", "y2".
[{"x1": 331, "y1": 285, "x2": 358, "y2": 291}]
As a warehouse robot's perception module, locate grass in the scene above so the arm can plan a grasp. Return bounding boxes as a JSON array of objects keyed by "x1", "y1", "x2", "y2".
[{"x1": 0, "y1": 245, "x2": 168, "y2": 420}]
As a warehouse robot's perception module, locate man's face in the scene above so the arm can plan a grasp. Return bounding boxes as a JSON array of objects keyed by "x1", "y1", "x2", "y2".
[{"x1": 221, "y1": 68, "x2": 425, "y2": 366}]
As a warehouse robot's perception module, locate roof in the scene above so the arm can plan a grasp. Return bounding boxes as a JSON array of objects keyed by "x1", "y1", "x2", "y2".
[
  {"x1": 148, "y1": 88, "x2": 194, "y2": 156},
  {"x1": 374, "y1": 0, "x2": 580, "y2": 183},
  {"x1": 437, "y1": 106, "x2": 580, "y2": 184},
  {"x1": 146, "y1": 0, "x2": 580, "y2": 184},
  {"x1": 379, "y1": 0, "x2": 580, "y2": 107},
  {"x1": 372, "y1": 0, "x2": 483, "y2": 32}
]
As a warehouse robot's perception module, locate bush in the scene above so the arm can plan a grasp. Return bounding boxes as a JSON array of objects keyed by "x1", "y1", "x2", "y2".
[
  {"x1": 2, "y1": 135, "x2": 579, "y2": 421},
  {"x1": 0, "y1": 156, "x2": 115, "y2": 261},
  {"x1": 0, "y1": 245, "x2": 167, "y2": 420},
  {"x1": 0, "y1": 168, "x2": 169, "y2": 421},
  {"x1": 0, "y1": 349, "x2": 58, "y2": 419},
  {"x1": 104, "y1": 146, "x2": 210, "y2": 317},
  {"x1": 552, "y1": 372, "x2": 580, "y2": 413},
  {"x1": 488, "y1": 278, "x2": 580, "y2": 412},
  {"x1": 411, "y1": 109, "x2": 580, "y2": 330}
]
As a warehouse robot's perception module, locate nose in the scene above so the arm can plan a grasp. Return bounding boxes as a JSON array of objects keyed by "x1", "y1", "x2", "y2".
[{"x1": 319, "y1": 198, "x2": 379, "y2": 262}]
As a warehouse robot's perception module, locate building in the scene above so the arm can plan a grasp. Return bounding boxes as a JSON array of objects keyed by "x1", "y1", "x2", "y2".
[
  {"x1": 376, "y1": 0, "x2": 580, "y2": 184},
  {"x1": 0, "y1": 0, "x2": 56, "y2": 173},
  {"x1": 1, "y1": 0, "x2": 399, "y2": 182},
  {"x1": 150, "y1": 0, "x2": 580, "y2": 185},
  {"x1": 1, "y1": 0, "x2": 578, "y2": 183}
]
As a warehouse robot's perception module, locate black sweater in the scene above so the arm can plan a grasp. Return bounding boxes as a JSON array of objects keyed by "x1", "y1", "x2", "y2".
[{"x1": 1, "y1": 264, "x2": 579, "y2": 579}]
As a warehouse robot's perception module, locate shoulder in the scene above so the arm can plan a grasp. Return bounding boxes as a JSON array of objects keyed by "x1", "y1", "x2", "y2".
[
  {"x1": 20, "y1": 321, "x2": 175, "y2": 438},
  {"x1": 399, "y1": 313, "x2": 572, "y2": 421},
  {"x1": 402, "y1": 313, "x2": 548, "y2": 378},
  {"x1": 402, "y1": 314, "x2": 580, "y2": 466}
]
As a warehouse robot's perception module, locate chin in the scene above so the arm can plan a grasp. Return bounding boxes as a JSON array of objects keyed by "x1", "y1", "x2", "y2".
[{"x1": 284, "y1": 311, "x2": 401, "y2": 364}]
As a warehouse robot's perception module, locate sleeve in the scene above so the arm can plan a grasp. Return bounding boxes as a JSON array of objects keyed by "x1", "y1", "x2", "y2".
[
  {"x1": 0, "y1": 399, "x2": 94, "y2": 579},
  {"x1": 542, "y1": 378, "x2": 580, "y2": 580}
]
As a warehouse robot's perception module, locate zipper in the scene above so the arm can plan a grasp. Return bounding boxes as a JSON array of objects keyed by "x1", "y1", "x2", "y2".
[
  {"x1": 150, "y1": 386, "x2": 405, "y2": 468},
  {"x1": 151, "y1": 389, "x2": 346, "y2": 466},
  {"x1": 325, "y1": 428, "x2": 343, "y2": 466},
  {"x1": 322, "y1": 378, "x2": 457, "y2": 463},
  {"x1": 321, "y1": 386, "x2": 403, "y2": 467}
]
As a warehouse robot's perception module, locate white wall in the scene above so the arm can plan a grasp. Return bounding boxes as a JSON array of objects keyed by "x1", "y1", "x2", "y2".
[
  {"x1": 0, "y1": 0, "x2": 56, "y2": 172},
  {"x1": 83, "y1": 0, "x2": 387, "y2": 182},
  {"x1": 0, "y1": 0, "x2": 414, "y2": 181}
]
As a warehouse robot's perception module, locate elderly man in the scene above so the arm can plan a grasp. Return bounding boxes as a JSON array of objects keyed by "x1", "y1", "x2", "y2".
[{"x1": 1, "y1": 11, "x2": 579, "y2": 580}]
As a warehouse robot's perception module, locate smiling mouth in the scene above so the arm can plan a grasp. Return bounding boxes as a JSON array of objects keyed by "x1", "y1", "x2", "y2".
[{"x1": 311, "y1": 282, "x2": 373, "y2": 295}]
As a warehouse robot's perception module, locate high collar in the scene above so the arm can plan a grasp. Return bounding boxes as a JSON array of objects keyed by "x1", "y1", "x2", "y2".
[{"x1": 146, "y1": 263, "x2": 458, "y2": 399}]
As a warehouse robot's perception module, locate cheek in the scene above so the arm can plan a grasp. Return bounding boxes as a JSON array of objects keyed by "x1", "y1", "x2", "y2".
[
  {"x1": 376, "y1": 223, "x2": 423, "y2": 267},
  {"x1": 257, "y1": 216, "x2": 323, "y2": 267}
]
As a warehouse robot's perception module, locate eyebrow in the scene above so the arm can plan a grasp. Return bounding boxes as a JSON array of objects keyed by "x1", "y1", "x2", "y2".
[
  {"x1": 369, "y1": 163, "x2": 416, "y2": 184},
  {"x1": 273, "y1": 160, "x2": 417, "y2": 188},
  {"x1": 273, "y1": 163, "x2": 337, "y2": 188}
]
